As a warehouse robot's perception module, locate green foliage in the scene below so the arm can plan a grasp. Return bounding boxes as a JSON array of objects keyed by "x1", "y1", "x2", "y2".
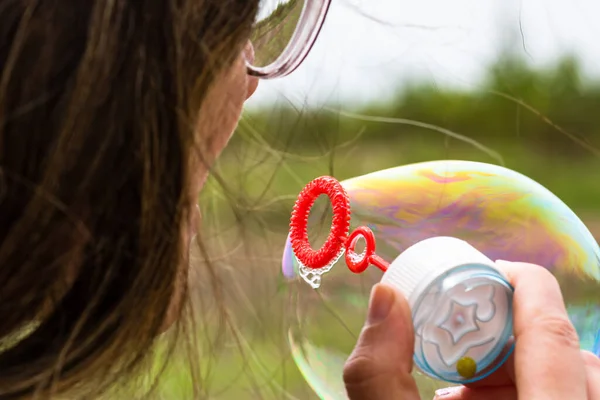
[{"x1": 224, "y1": 53, "x2": 600, "y2": 220}]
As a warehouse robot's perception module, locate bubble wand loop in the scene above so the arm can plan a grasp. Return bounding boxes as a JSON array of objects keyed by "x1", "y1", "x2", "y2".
[{"x1": 289, "y1": 176, "x2": 390, "y2": 287}]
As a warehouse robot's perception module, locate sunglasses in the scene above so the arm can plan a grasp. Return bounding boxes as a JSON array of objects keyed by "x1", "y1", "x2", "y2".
[{"x1": 247, "y1": 0, "x2": 332, "y2": 79}]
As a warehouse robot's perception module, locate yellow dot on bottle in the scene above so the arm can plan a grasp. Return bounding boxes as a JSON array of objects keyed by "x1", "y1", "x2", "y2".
[{"x1": 456, "y1": 357, "x2": 477, "y2": 379}]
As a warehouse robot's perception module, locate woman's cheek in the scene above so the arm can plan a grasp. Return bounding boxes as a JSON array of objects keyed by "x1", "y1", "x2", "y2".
[{"x1": 162, "y1": 48, "x2": 254, "y2": 333}]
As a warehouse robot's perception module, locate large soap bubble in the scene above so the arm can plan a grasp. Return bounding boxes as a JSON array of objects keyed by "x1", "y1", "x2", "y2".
[{"x1": 281, "y1": 160, "x2": 600, "y2": 399}]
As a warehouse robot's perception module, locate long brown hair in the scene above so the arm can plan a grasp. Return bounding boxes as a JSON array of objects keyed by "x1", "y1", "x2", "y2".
[{"x1": 0, "y1": 0, "x2": 258, "y2": 398}]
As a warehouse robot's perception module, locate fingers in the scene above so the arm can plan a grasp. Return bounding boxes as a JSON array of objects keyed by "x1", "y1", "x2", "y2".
[
  {"x1": 434, "y1": 351, "x2": 600, "y2": 400},
  {"x1": 492, "y1": 261, "x2": 587, "y2": 399},
  {"x1": 343, "y1": 284, "x2": 420, "y2": 400},
  {"x1": 467, "y1": 349, "x2": 598, "y2": 391},
  {"x1": 582, "y1": 351, "x2": 600, "y2": 399},
  {"x1": 433, "y1": 386, "x2": 517, "y2": 400}
]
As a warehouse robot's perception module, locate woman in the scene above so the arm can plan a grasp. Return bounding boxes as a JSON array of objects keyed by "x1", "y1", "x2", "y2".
[{"x1": 0, "y1": 0, "x2": 597, "y2": 399}]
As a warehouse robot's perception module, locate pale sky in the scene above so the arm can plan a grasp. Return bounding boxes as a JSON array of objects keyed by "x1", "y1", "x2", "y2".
[{"x1": 247, "y1": 0, "x2": 600, "y2": 108}]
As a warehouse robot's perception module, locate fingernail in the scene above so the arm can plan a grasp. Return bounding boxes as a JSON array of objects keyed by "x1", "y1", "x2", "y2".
[
  {"x1": 434, "y1": 386, "x2": 462, "y2": 398},
  {"x1": 495, "y1": 259, "x2": 513, "y2": 264},
  {"x1": 367, "y1": 284, "x2": 394, "y2": 325}
]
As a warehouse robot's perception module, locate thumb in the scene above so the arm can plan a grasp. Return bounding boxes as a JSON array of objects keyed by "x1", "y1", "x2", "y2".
[{"x1": 343, "y1": 284, "x2": 421, "y2": 400}]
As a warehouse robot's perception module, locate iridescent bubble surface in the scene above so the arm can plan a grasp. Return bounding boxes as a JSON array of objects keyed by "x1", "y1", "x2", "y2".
[{"x1": 281, "y1": 160, "x2": 600, "y2": 399}]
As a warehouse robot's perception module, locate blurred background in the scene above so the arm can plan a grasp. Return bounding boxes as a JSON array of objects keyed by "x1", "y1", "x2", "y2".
[{"x1": 156, "y1": 0, "x2": 600, "y2": 398}]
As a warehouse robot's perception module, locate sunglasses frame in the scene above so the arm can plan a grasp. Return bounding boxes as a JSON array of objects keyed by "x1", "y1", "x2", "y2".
[{"x1": 247, "y1": 0, "x2": 332, "y2": 79}]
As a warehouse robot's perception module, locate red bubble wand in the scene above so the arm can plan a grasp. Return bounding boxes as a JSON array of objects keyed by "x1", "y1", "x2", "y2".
[{"x1": 289, "y1": 176, "x2": 389, "y2": 288}]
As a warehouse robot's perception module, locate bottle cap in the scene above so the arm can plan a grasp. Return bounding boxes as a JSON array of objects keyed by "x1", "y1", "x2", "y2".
[{"x1": 381, "y1": 237, "x2": 515, "y2": 384}]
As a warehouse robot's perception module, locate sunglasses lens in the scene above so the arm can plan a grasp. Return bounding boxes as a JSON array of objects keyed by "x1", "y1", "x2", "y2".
[{"x1": 250, "y1": 0, "x2": 305, "y2": 69}]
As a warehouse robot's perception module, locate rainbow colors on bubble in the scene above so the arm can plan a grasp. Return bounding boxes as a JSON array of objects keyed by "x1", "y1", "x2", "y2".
[{"x1": 282, "y1": 160, "x2": 600, "y2": 399}]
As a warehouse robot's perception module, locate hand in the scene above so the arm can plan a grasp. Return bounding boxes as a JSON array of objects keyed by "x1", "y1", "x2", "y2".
[{"x1": 343, "y1": 261, "x2": 600, "y2": 400}]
